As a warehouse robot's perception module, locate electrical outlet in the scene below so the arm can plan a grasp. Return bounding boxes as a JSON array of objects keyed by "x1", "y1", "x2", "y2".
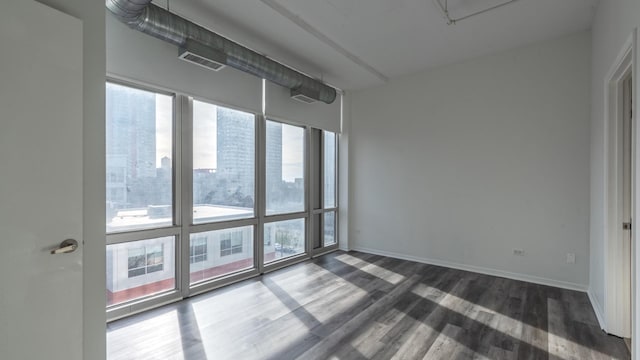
[
  {"x1": 513, "y1": 249, "x2": 524, "y2": 256},
  {"x1": 566, "y1": 253, "x2": 576, "y2": 264}
]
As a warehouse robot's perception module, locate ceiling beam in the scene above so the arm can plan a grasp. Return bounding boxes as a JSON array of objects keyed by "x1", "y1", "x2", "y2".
[{"x1": 260, "y1": 0, "x2": 389, "y2": 83}]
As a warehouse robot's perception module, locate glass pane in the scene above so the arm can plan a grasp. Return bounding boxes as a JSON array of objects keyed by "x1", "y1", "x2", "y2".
[
  {"x1": 266, "y1": 121, "x2": 305, "y2": 215},
  {"x1": 193, "y1": 101, "x2": 255, "y2": 223},
  {"x1": 189, "y1": 226, "x2": 254, "y2": 285},
  {"x1": 106, "y1": 236, "x2": 175, "y2": 307},
  {"x1": 312, "y1": 213, "x2": 321, "y2": 249},
  {"x1": 323, "y1": 211, "x2": 336, "y2": 246},
  {"x1": 264, "y1": 218, "x2": 305, "y2": 263},
  {"x1": 311, "y1": 129, "x2": 322, "y2": 210},
  {"x1": 106, "y1": 83, "x2": 173, "y2": 233},
  {"x1": 323, "y1": 131, "x2": 336, "y2": 208}
]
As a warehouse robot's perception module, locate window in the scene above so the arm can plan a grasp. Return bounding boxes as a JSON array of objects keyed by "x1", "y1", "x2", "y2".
[
  {"x1": 265, "y1": 120, "x2": 305, "y2": 215},
  {"x1": 323, "y1": 211, "x2": 336, "y2": 246},
  {"x1": 193, "y1": 101, "x2": 255, "y2": 224},
  {"x1": 108, "y1": 168, "x2": 125, "y2": 183},
  {"x1": 106, "y1": 79, "x2": 339, "y2": 318},
  {"x1": 311, "y1": 130, "x2": 338, "y2": 251},
  {"x1": 106, "y1": 236, "x2": 175, "y2": 307},
  {"x1": 105, "y1": 82, "x2": 177, "y2": 310},
  {"x1": 190, "y1": 226, "x2": 254, "y2": 285},
  {"x1": 322, "y1": 131, "x2": 338, "y2": 248},
  {"x1": 220, "y1": 232, "x2": 244, "y2": 257},
  {"x1": 324, "y1": 131, "x2": 336, "y2": 208},
  {"x1": 128, "y1": 244, "x2": 164, "y2": 278},
  {"x1": 264, "y1": 219, "x2": 305, "y2": 263},
  {"x1": 190, "y1": 237, "x2": 207, "y2": 264},
  {"x1": 106, "y1": 82, "x2": 173, "y2": 233}
]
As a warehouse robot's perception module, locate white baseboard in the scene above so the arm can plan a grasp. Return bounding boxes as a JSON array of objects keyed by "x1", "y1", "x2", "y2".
[
  {"x1": 350, "y1": 246, "x2": 588, "y2": 292},
  {"x1": 587, "y1": 288, "x2": 607, "y2": 331}
]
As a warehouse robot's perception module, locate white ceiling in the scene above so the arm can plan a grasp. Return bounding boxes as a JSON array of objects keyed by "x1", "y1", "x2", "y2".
[{"x1": 160, "y1": 0, "x2": 598, "y2": 90}]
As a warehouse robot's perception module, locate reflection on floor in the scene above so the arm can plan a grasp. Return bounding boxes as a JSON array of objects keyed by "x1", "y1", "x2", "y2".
[{"x1": 107, "y1": 251, "x2": 630, "y2": 360}]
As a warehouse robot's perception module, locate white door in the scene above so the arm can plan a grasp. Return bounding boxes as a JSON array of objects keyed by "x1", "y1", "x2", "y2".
[
  {"x1": 623, "y1": 74, "x2": 633, "y2": 340},
  {"x1": 0, "y1": 1, "x2": 84, "y2": 359}
]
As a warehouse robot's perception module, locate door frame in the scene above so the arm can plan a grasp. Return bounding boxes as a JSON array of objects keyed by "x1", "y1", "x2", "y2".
[{"x1": 604, "y1": 28, "x2": 636, "y2": 343}]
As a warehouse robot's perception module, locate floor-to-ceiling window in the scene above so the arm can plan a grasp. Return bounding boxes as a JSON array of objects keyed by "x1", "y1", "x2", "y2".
[
  {"x1": 105, "y1": 82, "x2": 177, "y2": 309},
  {"x1": 319, "y1": 130, "x2": 338, "y2": 250},
  {"x1": 264, "y1": 120, "x2": 307, "y2": 263},
  {"x1": 105, "y1": 80, "x2": 340, "y2": 319},
  {"x1": 189, "y1": 100, "x2": 257, "y2": 286}
]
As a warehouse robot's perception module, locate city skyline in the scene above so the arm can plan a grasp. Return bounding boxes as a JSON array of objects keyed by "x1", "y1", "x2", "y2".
[
  {"x1": 107, "y1": 82, "x2": 308, "y2": 222},
  {"x1": 192, "y1": 102, "x2": 304, "y2": 182},
  {"x1": 108, "y1": 82, "x2": 303, "y2": 183}
]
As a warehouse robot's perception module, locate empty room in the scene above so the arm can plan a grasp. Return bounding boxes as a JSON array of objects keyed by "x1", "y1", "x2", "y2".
[{"x1": 1, "y1": 0, "x2": 639, "y2": 359}]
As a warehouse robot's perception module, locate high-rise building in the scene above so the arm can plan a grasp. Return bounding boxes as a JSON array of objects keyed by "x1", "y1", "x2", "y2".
[
  {"x1": 106, "y1": 83, "x2": 157, "y2": 208},
  {"x1": 266, "y1": 121, "x2": 283, "y2": 191},
  {"x1": 215, "y1": 108, "x2": 283, "y2": 200},
  {"x1": 216, "y1": 107, "x2": 255, "y2": 198}
]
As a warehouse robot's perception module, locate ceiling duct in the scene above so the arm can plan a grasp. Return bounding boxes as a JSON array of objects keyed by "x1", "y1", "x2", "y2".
[{"x1": 106, "y1": 0, "x2": 337, "y2": 104}]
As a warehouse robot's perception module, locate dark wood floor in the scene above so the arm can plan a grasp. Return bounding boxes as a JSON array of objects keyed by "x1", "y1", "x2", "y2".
[{"x1": 107, "y1": 251, "x2": 630, "y2": 360}]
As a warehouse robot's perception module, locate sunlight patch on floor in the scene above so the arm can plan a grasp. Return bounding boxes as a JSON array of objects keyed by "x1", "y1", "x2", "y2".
[
  {"x1": 421, "y1": 323, "x2": 493, "y2": 360},
  {"x1": 193, "y1": 286, "x2": 309, "y2": 359},
  {"x1": 192, "y1": 280, "x2": 291, "y2": 327},
  {"x1": 301, "y1": 286, "x2": 368, "y2": 324},
  {"x1": 335, "y1": 254, "x2": 406, "y2": 284},
  {"x1": 266, "y1": 270, "x2": 369, "y2": 326},
  {"x1": 348, "y1": 316, "x2": 396, "y2": 357},
  {"x1": 107, "y1": 310, "x2": 184, "y2": 359},
  {"x1": 411, "y1": 284, "x2": 613, "y2": 360},
  {"x1": 269, "y1": 262, "x2": 336, "y2": 283}
]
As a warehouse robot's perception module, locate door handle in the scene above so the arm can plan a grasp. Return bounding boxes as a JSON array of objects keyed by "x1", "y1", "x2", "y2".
[{"x1": 51, "y1": 239, "x2": 78, "y2": 254}]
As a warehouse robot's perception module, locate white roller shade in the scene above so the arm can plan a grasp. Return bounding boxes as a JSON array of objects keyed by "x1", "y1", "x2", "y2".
[
  {"x1": 106, "y1": 15, "x2": 262, "y2": 114},
  {"x1": 265, "y1": 82, "x2": 341, "y2": 133}
]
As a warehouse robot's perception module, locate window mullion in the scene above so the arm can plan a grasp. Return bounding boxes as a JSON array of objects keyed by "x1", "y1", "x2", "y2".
[
  {"x1": 179, "y1": 95, "x2": 193, "y2": 298},
  {"x1": 106, "y1": 226, "x2": 180, "y2": 245},
  {"x1": 308, "y1": 127, "x2": 317, "y2": 251},
  {"x1": 257, "y1": 115, "x2": 266, "y2": 274}
]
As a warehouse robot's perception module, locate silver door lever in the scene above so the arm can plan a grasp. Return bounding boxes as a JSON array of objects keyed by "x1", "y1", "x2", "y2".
[{"x1": 51, "y1": 239, "x2": 78, "y2": 254}]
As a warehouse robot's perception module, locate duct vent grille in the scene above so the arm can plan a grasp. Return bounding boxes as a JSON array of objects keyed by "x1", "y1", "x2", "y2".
[
  {"x1": 291, "y1": 88, "x2": 319, "y2": 104},
  {"x1": 291, "y1": 93, "x2": 317, "y2": 104},
  {"x1": 179, "y1": 40, "x2": 227, "y2": 72},
  {"x1": 179, "y1": 52, "x2": 225, "y2": 71}
]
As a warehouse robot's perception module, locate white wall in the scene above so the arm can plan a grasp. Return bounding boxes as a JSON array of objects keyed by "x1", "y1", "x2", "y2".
[
  {"x1": 38, "y1": 0, "x2": 106, "y2": 359},
  {"x1": 339, "y1": 94, "x2": 351, "y2": 251},
  {"x1": 349, "y1": 32, "x2": 591, "y2": 289},
  {"x1": 589, "y1": 0, "x2": 640, "y2": 348}
]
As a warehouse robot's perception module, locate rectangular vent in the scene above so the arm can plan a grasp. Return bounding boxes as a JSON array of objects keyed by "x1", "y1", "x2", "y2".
[
  {"x1": 178, "y1": 40, "x2": 227, "y2": 72},
  {"x1": 290, "y1": 87, "x2": 319, "y2": 104},
  {"x1": 291, "y1": 93, "x2": 317, "y2": 104},
  {"x1": 179, "y1": 51, "x2": 226, "y2": 71}
]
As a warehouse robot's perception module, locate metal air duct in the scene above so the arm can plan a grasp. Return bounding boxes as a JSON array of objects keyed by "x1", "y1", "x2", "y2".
[{"x1": 106, "y1": 0, "x2": 337, "y2": 104}]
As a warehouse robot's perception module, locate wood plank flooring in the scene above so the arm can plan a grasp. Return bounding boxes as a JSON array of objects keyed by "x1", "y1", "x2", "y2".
[{"x1": 107, "y1": 251, "x2": 630, "y2": 360}]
